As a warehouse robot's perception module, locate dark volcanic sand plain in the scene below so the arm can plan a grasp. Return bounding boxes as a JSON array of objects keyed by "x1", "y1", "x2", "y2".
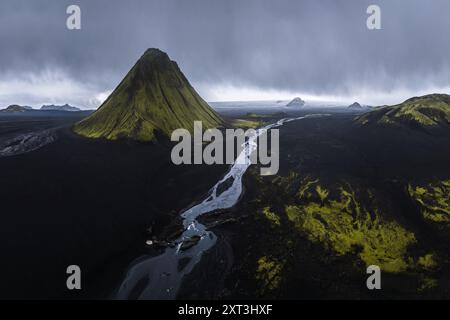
[
  {"x1": 1, "y1": 108, "x2": 449, "y2": 300},
  {"x1": 0, "y1": 112, "x2": 228, "y2": 299}
]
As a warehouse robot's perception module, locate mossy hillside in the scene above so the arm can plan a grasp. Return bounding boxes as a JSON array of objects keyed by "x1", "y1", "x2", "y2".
[
  {"x1": 356, "y1": 93, "x2": 450, "y2": 128},
  {"x1": 286, "y1": 178, "x2": 417, "y2": 273},
  {"x1": 73, "y1": 49, "x2": 223, "y2": 141},
  {"x1": 408, "y1": 180, "x2": 450, "y2": 227}
]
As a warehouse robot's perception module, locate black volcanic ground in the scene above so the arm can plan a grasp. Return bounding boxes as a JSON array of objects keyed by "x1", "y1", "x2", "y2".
[
  {"x1": 187, "y1": 111, "x2": 450, "y2": 299},
  {"x1": 0, "y1": 112, "x2": 227, "y2": 299},
  {"x1": 0, "y1": 108, "x2": 449, "y2": 299}
]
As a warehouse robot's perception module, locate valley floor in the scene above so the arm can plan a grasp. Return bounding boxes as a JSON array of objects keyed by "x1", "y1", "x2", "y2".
[
  {"x1": 0, "y1": 113, "x2": 228, "y2": 299},
  {"x1": 183, "y1": 113, "x2": 450, "y2": 299},
  {"x1": 0, "y1": 109, "x2": 449, "y2": 299}
]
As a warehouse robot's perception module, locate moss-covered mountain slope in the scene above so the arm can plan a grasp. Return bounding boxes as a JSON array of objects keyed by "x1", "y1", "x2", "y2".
[
  {"x1": 73, "y1": 49, "x2": 223, "y2": 141},
  {"x1": 356, "y1": 94, "x2": 450, "y2": 128}
]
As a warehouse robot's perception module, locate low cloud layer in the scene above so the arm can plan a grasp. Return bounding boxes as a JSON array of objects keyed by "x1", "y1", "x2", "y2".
[{"x1": 1, "y1": 0, "x2": 450, "y2": 108}]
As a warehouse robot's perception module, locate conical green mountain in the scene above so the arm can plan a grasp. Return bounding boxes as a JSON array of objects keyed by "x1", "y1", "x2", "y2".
[{"x1": 73, "y1": 48, "x2": 223, "y2": 141}]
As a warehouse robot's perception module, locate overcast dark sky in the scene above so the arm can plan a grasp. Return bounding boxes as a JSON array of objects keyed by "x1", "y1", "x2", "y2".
[{"x1": 1, "y1": 0, "x2": 450, "y2": 108}]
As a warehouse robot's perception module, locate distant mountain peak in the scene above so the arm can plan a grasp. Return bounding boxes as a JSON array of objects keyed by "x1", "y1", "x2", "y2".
[
  {"x1": 73, "y1": 48, "x2": 223, "y2": 141},
  {"x1": 348, "y1": 102, "x2": 363, "y2": 109},
  {"x1": 286, "y1": 97, "x2": 305, "y2": 107}
]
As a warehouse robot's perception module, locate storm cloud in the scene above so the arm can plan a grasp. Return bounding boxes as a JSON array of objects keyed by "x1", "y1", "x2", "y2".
[{"x1": 1, "y1": 0, "x2": 450, "y2": 108}]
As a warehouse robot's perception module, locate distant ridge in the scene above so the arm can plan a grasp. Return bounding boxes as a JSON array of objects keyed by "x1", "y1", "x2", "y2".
[
  {"x1": 40, "y1": 104, "x2": 80, "y2": 112},
  {"x1": 0, "y1": 105, "x2": 33, "y2": 112},
  {"x1": 73, "y1": 48, "x2": 223, "y2": 141}
]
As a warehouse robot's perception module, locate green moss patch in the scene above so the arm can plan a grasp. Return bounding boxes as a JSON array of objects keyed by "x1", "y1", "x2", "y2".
[
  {"x1": 417, "y1": 253, "x2": 438, "y2": 271},
  {"x1": 286, "y1": 181, "x2": 416, "y2": 273},
  {"x1": 261, "y1": 207, "x2": 281, "y2": 226},
  {"x1": 408, "y1": 180, "x2": 450, "y2": 227},
  {"x1": 230, "y1": 119, "x2": 261, "y2": 129},
  {"x1": 255, "y1": 256, "x2": 284, "y2": 294}
]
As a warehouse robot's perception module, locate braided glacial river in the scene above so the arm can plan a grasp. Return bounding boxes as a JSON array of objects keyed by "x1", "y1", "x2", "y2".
[{"x1": 115, "y1": 116, "x2": 310, "y2": 299}]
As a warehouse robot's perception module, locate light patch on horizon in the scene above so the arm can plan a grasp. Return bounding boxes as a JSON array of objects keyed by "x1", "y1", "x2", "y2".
[
  {"x1": 3, "y1": 72, "x2": 450, "y2": 111},
  {"x1": 197, "y1": 82, "x2": 357, "y2": 105},
  {"x1": 0, "y1": 70, "x2": 109, "y2": 109},
  {"x1": 198, "y1": 83, "x2": 450, "y2": 107}
]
